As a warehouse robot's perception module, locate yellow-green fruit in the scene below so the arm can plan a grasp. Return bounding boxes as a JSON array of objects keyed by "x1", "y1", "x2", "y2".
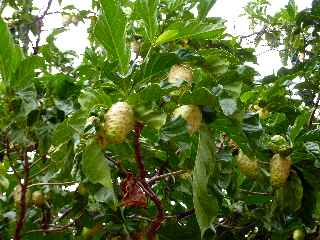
[
  {"x1": 293, "y1": 229, "x2": 305, "y2": 240},
  {"x1": 32, "y1": 191, "x2": 45, "y2": 207},
  {"x1": 81, "y1": 225, "x2": 102, "y2": 240},
  {"x1": 104, "y1": 102, "x2": 135, "y2": 144},
  {"x1": 269, "y1": 135, "x2": 290, "y2": 154},
  {"x1": 236, "y1": 151, "x2": 259, "y2": 178},
  {"x1": 13, "y1": 185, "x2": 31, "y2": 207},
  {"x1": 258, "y1": 108, "x2": 269, "y2": 119},
  {"x1": 78, "y1": 183, "x2": 88, "y2": 196},
  {"x1": 270, "y1": 154, "x2": 292, "y2": 187},
  {"x1": 172, "y1": 105, "x2": 202, "y2": 135}
]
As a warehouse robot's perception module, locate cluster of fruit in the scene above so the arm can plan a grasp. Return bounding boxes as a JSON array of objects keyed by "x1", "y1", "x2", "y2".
[
  {"x1": 96, "y1": 65, "x2": 202, "y2": 147},
  {"x1": 13, "y1": 186, "x2": 46, "y2": 208},
  {"x1": 235, "y1": 135, "x2": 292, "y2": 187}
]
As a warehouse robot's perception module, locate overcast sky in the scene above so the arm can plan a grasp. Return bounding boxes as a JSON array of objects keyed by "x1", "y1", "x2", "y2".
[{"x1": 3, "y1": 0, "x2": 314, "y2": 76}]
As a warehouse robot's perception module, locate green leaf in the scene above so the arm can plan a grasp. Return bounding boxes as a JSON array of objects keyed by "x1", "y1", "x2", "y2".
[
  {"x1": 155, "y1": 20, "x2": 225, "y2": 46},
  {"x1": 135, "y1": 0, "x2": 159, "y2": 43},
  {"x1": 197, "y1": 0, "x2": 217, "y2": 19},
  {"x1": 94, "y1": 0, "x2": 130, "y2": 74},
  {"x1": 290, "y1": 111, "x2": 310, "y2": 142},
  {"x1": 13, "y1": 56, "x2": 43, "y2": 89},
  {"x1": 81, "y1": 141, "x2": 116, "y2": 204},
  {"x1": 193, "y1": 126, "x2": 218, "y2": 238},
  {"x1": 0, "y1": 18, "x2": 24, "y2": 84},
  {"x1": 78, "y1": 89, "x2": 111, "y2": 109}
]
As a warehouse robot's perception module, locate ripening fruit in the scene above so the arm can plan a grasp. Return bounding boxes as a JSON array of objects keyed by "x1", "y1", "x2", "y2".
[
  {"x1": 13, "y1": 185, "x2": 31, "y2": 207},
  {"x1": 168, "y1": 64, "x2": 192, "y2": 95},
  {"x1": 32, "y1": 191, "x2": 45, "y2": 207},
  {"x1": 104, "y1": 102, "x2": 135, "y2": 144},
  {"x1": 270, "y1": 154, "x2": 292, "y2": 187},
  {"x1": 168, "y1": 64, "x2": 193, "y2": 85},
  {"x1": 236, "y1": 151, "x2": 259, "y2": 178},
  {"x1": 293, "y1": 229, "x2": 305, "y2": 240},
  {"x1": 81, "y1": 224, "x2": 102, "y2": 240},
  {"x1": 172, "y1": 105, "x2": 202, "y2": 135}
]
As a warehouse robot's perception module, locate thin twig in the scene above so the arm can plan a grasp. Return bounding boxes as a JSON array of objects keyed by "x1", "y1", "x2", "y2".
[
  {"x1": 33, "y1": 0, "x2": 53, "y2": 54},
  {"x1": 28, "y1": 181, "x2": 77, "y2": 189},
  {"x1": 147, "y1": 170, "x2": 187, "y2": 184},
  {"x1": 24, "y1": 223, "x2": 74, "y2": 235},
  {"x1": 28, "y1": 166, "x2": 48, "y2": 180},
  {"x1": 239, "y1": 189, "x2": 272, "y2": 196},
  {"x1": 14, "y1": 150, "x2": 30, "y2": 240}
]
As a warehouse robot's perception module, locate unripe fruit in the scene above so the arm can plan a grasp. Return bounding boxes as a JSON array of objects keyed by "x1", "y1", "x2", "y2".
[
  {"x1": 293, "y1": 229, "x2": 305, "y2": 240},
  {"x1": 13, "y1": 185, "x2": 31, "y2": 207},
  {"x1": 269, "y1": 135, "x2": 290, "y2": 154},
  {"x1": 81, "y1": 224, "x2": 102, "y2": 240},
  {"x1": 258, "y1": 108, "x2": 269, "y2": 120},
  {"x1": 77, "y1": 183, "x2": 88, "y2": 196},
  {"x1": 32, "y1": 191, "x2": 45, "y2": 207},
  {"x1": 236, "y1": 151, "x2": 258, "y2": 178},
  {"x1": 172, "y1": 105, "x2": 202, "y2": 135},
  {"x1": 104, "y1": 102, "x2": 135, "y2": 144},
  {"x1": 270, "y1": 154, "x2": 292, "y2": 187}
]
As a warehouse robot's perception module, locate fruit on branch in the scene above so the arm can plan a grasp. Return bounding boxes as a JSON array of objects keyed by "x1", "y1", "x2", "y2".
[
  {"x1": 104, "y1": 102, "x2": 135, "y2": 144},
  {"x1": 269, "y1": 135, "x2": 291, "y2": 155},
  {"x1": 293, "y1": 229, "x2": 305, "y2": 240},
  {"x1": 236, "y1": 151, "x2": 258, "y2": 178},
  {"x1": 32, "y1": 191, "x2": 45, "y2": 207},
  {"x1": 253, "y1": 105, "x2": 269, "y2": 120},
  {"x1": 81, "y1": 224, "x2": 103, "y2": 240},
  {"x1": 228, "y1": 139, "x2": 239, "y2": 154},
  {"x1": 172, "y1": 105, "x2": 202, "y2": 134},
  {"x1": 270, "y1": 154, "x2": 292, "y2": 187},
  {"x1": 77, "y1": 183, "x2": 88, "y2": 196},
  {"x1": 13, "y1": 185, "x2": 31, "y2": 207},
  {"x1": 168, "y1": 64, "x2": 193, "y2": 95}
]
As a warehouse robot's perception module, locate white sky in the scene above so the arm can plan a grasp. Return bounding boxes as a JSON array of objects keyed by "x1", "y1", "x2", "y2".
[{"x1": 2, "y1": 0, "x2": 313, "y2": 76}]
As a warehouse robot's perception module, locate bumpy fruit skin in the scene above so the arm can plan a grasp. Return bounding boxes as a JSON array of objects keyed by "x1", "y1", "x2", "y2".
[
  {"x1": 168, "y1": 64, "x2": 193, "y2": 84},
  {"x1": 236, "y1": 151, "x2": 259, "y2": 178},
  {"x1": 13, "y1": 185, "x2": 31, "y2": 207},
  {"x1": 32, "y1": 191, "x2": 45, "y2": 207},
  {"x1": 258, "y1": 108, "x2": 269, "y2": 119},
  {"x1": 293, "y1": 229, "x2": 305, "y2": 240},
  {"x1": 168, "y1": 64, "x2": 192, "y2": 95},
  {"x1": 269, "y1": 135, "x2": 291, "y2": 154},
  {"x1": 172, "y1": 105, "x2": 202, "y2": 135},
  {"x1": 104, "y1": 102, "x2": 135, "y2": 144},
  {"x1": 270, "y1": 154, "x2": 292, "y2": 187}
]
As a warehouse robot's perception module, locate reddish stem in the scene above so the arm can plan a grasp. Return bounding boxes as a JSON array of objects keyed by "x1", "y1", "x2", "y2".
[
  {"x1": 14, "y1": 151, "x2": 30, "y2": 240},
  {"x1": 134, "y1": 123, "x2": 165, "y2": 240}
]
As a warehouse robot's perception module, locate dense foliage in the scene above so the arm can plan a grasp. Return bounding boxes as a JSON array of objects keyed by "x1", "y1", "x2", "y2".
[{"x1": 0, "y1": 0, "x2": 319, "y2": 239}]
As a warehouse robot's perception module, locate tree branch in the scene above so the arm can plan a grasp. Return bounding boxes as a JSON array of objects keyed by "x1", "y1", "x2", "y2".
[
  {"x1": 14, "y1": 150, "x2": 30, "y2": 240},
  {"x1": 28, "y1": 181, "x2": 77, "y2": 189},
  {"x1": 134, "y1": 123, "x2": 165, "y2": 240},
  {"x1": 147, "y1": 170, "x2": 187, "y2": 184},
  {"x1": 239, "y1": 189, "x2": 272, "y2": 196}
]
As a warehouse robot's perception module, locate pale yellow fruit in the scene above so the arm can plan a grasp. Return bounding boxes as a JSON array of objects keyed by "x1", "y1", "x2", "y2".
[
  {"x1": 32, "y1": 191, "x2": 45, "y2": 207},
  {"x1": 236, "y1": 151, "x2": 259, "y2": 178},
  {"x1": 293, "y1": 229, "x2": 305, "y2": 240},
  {"x1": 270, "y1": 154, "x2": 292, "y2": 187},
  {"x1": 104, "y1": 102, "x2": 135, "y2": 144},
  {"x1": 172, "y1": 105, "x2": 202, "y2": 135},
  {"x1": 168, "y1": 64, "x2": 193, "y2": 85},
  {"x1": 258, "y1": 108, "x2": 269, "y2": 120}
]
